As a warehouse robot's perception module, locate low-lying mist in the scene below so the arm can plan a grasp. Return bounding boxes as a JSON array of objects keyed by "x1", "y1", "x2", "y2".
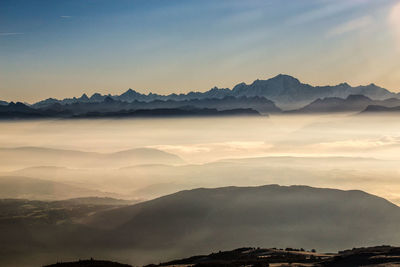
[{"x1": 0, "y1": 114, "x2": 400, "y2": 204}]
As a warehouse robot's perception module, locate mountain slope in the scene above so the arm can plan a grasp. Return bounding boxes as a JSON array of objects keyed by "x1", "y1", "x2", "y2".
[
  {"x1": 1, "y1": 185, "x2": 400, "y2": 266},
  {"x1": 149, "y1": 246, "x2": 400, "y2": 267},
  {"x1": 87, "y1": 185, "x2": 400, "y2": 253}
]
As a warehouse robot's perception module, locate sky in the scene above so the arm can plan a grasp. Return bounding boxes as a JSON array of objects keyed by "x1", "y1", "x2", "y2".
[{"x1": 1, "y1": 0, "x2": 400, "y2": 103}]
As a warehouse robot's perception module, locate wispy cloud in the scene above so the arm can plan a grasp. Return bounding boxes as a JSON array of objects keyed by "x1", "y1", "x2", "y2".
[
  {"x1": 326, "y1": 16, "x2": 373, "y2": 38},
  {"x1": 288, "y1": 1, "x2": 370, "y2": 26},
  {"x1": 0, "y1": 32, "x2": 23, "y2": 36},
  {"x1": 60, "y1": 16, "x2": 72, "y2": 19}
]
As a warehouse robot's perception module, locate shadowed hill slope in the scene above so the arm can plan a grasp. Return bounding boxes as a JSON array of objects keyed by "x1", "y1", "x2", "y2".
[
  {"x1": 87, "y1": 185, "x2": 400, "y2": 253},
  {"x1": 1, "y1": 185, "x2": 400, "y2": 266}
]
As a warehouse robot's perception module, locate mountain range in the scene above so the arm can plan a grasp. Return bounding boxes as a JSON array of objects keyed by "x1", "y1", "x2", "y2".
[
  {"x1": 0, "y1": 102, "x2": 262, "y2": 119},
  {"x1": 1, "y1": 74, "x2": 400, "y2": 118},
  {"x1": 30, "y1": 74, "x2": 398, "y2": 110}
]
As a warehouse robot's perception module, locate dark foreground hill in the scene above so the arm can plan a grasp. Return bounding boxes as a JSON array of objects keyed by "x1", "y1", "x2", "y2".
[
  {"x1": 148, "y1": 246, "x2": 400, "y2": 267},
  {"x1": 44, "y1": 259, "x2": 132, "y2": 267},
  {"x1": 88, "y1": 185, "x2": 400, "y2": 253},
  {"x1": 44, "y1": 246, "x2": 400, "y2": 267},
  {"x1": 1, "y1": 185, "x2": 400, "y2": 266},
  {"x1": 149, "y1": 246, "x2": 400, "y2": 267}
]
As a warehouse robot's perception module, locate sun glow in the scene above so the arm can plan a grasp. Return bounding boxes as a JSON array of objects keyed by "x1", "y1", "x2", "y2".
[{"x1": 390, "y1": 2, "x2": 400, "y2": 46}]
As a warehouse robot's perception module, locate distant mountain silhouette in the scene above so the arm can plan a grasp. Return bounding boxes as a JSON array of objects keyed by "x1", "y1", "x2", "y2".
[
  {"x1": 0, "y1": 146, "x2": 184, "y2": 169},
  {"x1": 361, "y1": 105, "x2": 400, "y2": 113},
  {"x1": 289, "y1": 94, "x2": 400, "y2": 113},
  {"x1": 0, "y1": 102, "x2": 45, "y2": 118},
  {"x1": 0, "y1": 101, "x2": 262, "y2": 119},
  {"x1": 230, "y1": 75, "x2": 397, "y2": 109},
  {"x1": 71, "y1": 108, "x2": 261, "y2": 118},
  {"x1": 0, "y1": 100, "x2": 8, "y2": 106},
  {"x1": 30, "y1": 74, "x2": 399, "y2": 110},
  {"x1": 37, "y1": 96, "x2": 279, "y2": 114},
  {"x1": 3, "y1": 75, "x2": 399, "y2": 117}
]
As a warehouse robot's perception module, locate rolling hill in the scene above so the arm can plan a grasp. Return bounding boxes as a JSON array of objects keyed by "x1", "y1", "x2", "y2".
[
  {"x1": 0, "y1": 147, "x2": 184, "y2": 170},
  {"x1": 0, "y1": 176, "x2": 119, "y2": 200},
  {"x1": 87, "y1": 185, "x2": 400, "y2": 253},
  {"x1": 1, "y1": 185, "x2": 400, "y2": 266}
]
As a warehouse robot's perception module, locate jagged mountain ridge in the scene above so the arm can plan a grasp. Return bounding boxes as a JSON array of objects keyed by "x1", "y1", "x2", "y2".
[
  {"x1": 31, "y1": 74, "x2": 399, "y2": 110},
  {"x1": 288, "y1": 94, "x2": 400, "y2": 113},
  {"x1": 39, "y1": 95, "x2": 280, "y2": 114},
  {"x1": 0, "y1": 103, "x2": 262, "y2": 119}
]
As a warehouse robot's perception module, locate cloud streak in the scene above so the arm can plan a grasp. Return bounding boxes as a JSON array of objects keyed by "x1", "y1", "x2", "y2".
[
  {"x1": 326, "y1": 16, "x2": 373, "y2": 38},
  {"x1": 288, "y1": 0, "x2": 371, "y2": 26}
]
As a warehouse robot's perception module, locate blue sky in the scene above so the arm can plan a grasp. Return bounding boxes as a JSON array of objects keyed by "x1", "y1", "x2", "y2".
[{"x1": 1, "y1": 0, "x2": 400, "y2": 102}]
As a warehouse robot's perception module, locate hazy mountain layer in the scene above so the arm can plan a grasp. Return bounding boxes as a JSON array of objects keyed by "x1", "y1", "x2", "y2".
[
  {"x1": 0, "y1": 176, "x2": 121, "y2": 200},
  {"x1": 362, "y1": 105, "x2": 400, "y2": 113},
  {"x1": 0, "y1": 102, "x2": 262, "y2": 119},
  {"x1": 36, "y1": 96, "x2": 280, "y2": 114},
  {"x1": 0, "y1": 147, "x2": 184, "y2": 170},
  {"x1": 289, "y1": 94, "x2": 400, "y2": 113}
]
